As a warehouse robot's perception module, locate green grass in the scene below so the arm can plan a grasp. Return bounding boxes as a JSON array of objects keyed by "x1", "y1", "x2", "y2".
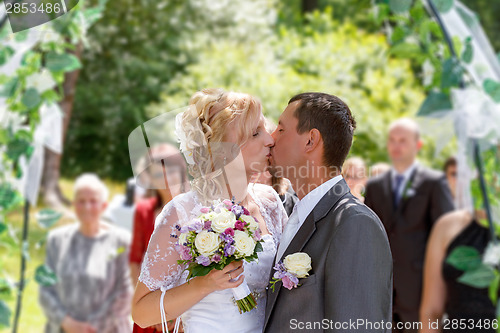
[{"x1": 0, "y1": 178, "x2": 125, "y2": 332}]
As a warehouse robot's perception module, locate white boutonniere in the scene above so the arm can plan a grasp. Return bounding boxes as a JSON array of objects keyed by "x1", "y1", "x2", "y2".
[
  {"x1": 402, "y1": 179, "x2": 416, "y2": 200},
  {"x1": 270, "y1": 252, "x2": 312, "y2": 291}
]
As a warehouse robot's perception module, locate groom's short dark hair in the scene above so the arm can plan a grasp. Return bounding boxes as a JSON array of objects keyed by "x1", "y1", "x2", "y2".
[{"x1": 289, "y1": 92, "x2": 356, "y2": 169}]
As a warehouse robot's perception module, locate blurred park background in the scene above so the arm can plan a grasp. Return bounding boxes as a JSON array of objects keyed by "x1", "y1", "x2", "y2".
[{"x1": 1, "y1": 0, "x2": 500, "y2": 331}]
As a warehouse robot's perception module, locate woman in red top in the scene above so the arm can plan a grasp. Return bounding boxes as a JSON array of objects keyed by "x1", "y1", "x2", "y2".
[{"x1": 129, "y1": 144, "x2": 188, "y2": 333}]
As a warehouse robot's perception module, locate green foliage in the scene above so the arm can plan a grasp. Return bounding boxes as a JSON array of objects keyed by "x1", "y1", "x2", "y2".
[
  {"x1": 417, "y1": 91, "x2": 452, "y2": 116},
  {"x1": 35, "y1": 209, "x2": 63, "y2": 229},
  {"x1": 65, "y1": 0, "x2": 275, "y2": 180},
  {"x1": 470, "y1": 145, "x2": 500, "y2": 231},
  {"x1": 446, "y1": 246, "x2": 482, "y2": 271},
  {"x1": 462, "y1": 37, "x2": 473, "y2": 64},
  {"x1": 434, "y1": 0, "x2": 455, "y2": 14},
  {"x1": 461, "y1": 0, "x2": 500, "y2": 52},
  {"x1": 389, "y1": 0, "x2": 412, "y2": 14},
  {"x1": 45, "y1": 52, "x2": 82, "y2": 72},
  {"x1": 458, "y1": 263, "x2": 496, "y2": 288},
  {"x1": 34, "y1": 265, "x2": 57, "y2": 287},
  {"x1": 483, "y1": 79, "x2": 500, "y2": 103},
  {"x1": 0, "y1": 300, "x2": 10, "y2": 328},
  {"x1": 0, "y1": 0, "x2": 107, "y2": 328},
  {"x1": 147, "y1": 11, "x2": 424, "y2": 167},
  {"x1": 447, "y1": 245, "x2": 497, "y2": 290}
]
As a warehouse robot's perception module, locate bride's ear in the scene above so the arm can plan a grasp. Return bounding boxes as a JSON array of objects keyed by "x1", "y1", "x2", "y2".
[{"x1": 304, "y1": 129, "x2": 322, "y2": 153}]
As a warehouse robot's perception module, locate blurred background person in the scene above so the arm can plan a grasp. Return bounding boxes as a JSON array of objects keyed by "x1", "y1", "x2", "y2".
[
  {"x1": 129, "y1": 144, "x2": 188, "y2": 333},
  {"x1": 365, "y1": 118, "x2": 454, "y2": 332},
  {"x1": 443, "y1": 156, "x2": 457, "y2": 199},
  {"x1": 39, "y1": 173, "x2": 133, "y2": 333},
  {"x1": 342, "y1": 156, "x2": 367, "y2": 202},
  {"x1": 420, "y1": 209, "x2": 496, "y2": 333},
  {"x1": 370, "y1": 162, "x2": 391, "y2": 179}
]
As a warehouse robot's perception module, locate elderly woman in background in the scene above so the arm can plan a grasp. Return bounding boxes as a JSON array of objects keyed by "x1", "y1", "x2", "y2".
[
  {"x1": 40, "y1": 173, "x2": 133, "y2": 333},
  {"x1": 342, "y1": 156, "x2": 367, "y2": 202}
]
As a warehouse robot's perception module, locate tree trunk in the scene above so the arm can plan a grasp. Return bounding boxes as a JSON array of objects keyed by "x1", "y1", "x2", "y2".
[
  {"x1": 302, "y1": 0, "x2": 318, "y2": 13},
  {"x1": 40, "y1": 42, "x2": 83, "y2": 209}
]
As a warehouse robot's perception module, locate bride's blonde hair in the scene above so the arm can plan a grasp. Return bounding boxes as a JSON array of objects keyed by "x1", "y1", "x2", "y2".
[{"x1": 181, "y1": 88, "x2": 262, "y2": 203}]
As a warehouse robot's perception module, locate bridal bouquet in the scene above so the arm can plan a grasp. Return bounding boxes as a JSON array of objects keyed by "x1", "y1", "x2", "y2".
[{"x1": 175, "y1": 199, "x2": 263, "y2": 313}]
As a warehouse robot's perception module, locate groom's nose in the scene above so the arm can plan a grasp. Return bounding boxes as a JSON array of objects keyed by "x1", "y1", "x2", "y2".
[
  {"x1": 270, "y1": 128, "x2": 278, "y2": 142},
  {"x1": 264, "y1": 131, "x2": 275, "y2": 147}
]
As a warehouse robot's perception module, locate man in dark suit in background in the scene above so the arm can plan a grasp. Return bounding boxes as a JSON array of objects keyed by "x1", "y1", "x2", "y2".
[{"x1": 365, "y1": 118, "x2": 454, "y2": 333}]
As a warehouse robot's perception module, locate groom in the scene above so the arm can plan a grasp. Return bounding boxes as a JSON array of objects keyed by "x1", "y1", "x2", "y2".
[{"x1": 265, "y1": 93, "x2": 393, "y2": 332}]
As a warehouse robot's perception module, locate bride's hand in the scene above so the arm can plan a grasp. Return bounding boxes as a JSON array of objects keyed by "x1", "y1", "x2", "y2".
[{"x1": 199, "y1": 261, "x2": 244, "y2": 293}]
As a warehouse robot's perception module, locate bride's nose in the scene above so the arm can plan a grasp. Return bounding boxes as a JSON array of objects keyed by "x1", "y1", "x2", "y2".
[{"x1": 263, "y1": 131, "x2": 274, "y2": 147}]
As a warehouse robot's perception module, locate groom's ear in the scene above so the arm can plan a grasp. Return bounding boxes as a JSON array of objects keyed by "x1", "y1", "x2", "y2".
[{"x1": 304, "y1": 129, "x2": 322, "y2": 153}]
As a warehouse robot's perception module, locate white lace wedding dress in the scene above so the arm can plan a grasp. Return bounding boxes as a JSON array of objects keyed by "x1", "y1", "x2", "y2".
[{"x1": 139, "y1": 183, "x2": 287, "y2": 333}]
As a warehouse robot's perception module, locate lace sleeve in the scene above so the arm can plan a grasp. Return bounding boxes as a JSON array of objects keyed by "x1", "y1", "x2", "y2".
[
  {"x1": 249, "y1": 184, "x2": 288, "y2": 246},
  {"x1": 138, "y1": 195, "x2": 190, "y2": 292}
]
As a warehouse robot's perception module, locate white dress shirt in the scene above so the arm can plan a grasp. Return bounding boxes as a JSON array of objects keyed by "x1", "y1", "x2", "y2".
[{"x1": 276, "y1": 175, "x2": 343, "y2": 262}]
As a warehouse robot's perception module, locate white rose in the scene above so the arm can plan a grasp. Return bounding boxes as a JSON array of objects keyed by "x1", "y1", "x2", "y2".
[
  {"x1": 233, "y1": 230, "x2": 256, "y2": 257},
  {"x1": 240, "y1": 214, "x2": 259, "y2": 231},
  {"x1": 194, "y1": 231, "x2": 220, "y2": 256},
  {"x1": 284, "y1": 253, "x2": 312, "y2": 278},
  {"x1": 211, "y1": 210, "x2": 236, "y2": 233},
  {"x1": 178, "y1": 232, "x2": 188, "y2": 246},
  {"x1": 202, "y1": 211, "x2": 217, "y2": 221}
]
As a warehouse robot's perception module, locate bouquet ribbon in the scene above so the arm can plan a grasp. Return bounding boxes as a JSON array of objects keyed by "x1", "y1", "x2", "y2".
[
  {"x1": 232, "y1": 279, "x2": 251, "y2": 300},
  {"x1": 160, "y1": 286, "x2": 181, "y2": 333}
]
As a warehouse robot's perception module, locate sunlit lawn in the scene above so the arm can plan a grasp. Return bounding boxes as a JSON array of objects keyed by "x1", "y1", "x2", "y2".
[{"x1": 0, "y1": 178, "x2": 125, "y2": 332}]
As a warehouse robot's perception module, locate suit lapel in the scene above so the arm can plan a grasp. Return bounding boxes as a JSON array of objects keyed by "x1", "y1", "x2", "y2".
[{"x1": 264, "y1": 180, "x2": 350, "y2": 330}]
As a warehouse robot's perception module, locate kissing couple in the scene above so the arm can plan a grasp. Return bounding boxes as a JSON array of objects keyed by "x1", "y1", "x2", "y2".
[{"x1": 132, "y1": 89, "x2": 393, "y2": 333}]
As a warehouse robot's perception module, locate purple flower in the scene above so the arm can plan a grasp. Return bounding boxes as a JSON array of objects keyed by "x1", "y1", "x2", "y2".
[
  {"x1": 224, "y1": 244, "x2": 235, "y2": 256},
  {"x1": 211, "y1": 253, "x2": 222, "y2": 263},
  {"x1": 203, "y1": 220, "x2": 212, "y2": 230},
  {"x1": 195, "y1": 255, "x2": 211, "y2": 266},
  {"x1": 180, "y1": 247, "x2": 192, "y2": 261},
  {"x1": 242, "y1": 207, "x2": 250, "y2": 215},
  {"x1": 193, "y1": 220, "x2": 205, "y2": 233},
  {"x1": 220, "y1": 232, "x2": 234, "y2": 244},
  {"x1": 200, "y1": 207, "x2": 210, "y2": 213},
  {"x1": 175, "y1": 244, "x2": 193, "y2": 261},
  {"x1": 273, "y1": 261, "x2": 285, "y2": 272},
  {"x1": 282, "y1": 274, "x2": 299, "y2": 290},
  {"x1": 224, "y1": 228, "x2": 235, "y2": 237},
  {"x1": 253, "y1": 229, "x2": 261, "y2": 241},
  {"x1": 174, "y1": 243, "x2": 182, "y2": 253},
  {"x1": 273, "y1": 270, "x2": 286, "y2": 280},
  {"x1": 234, "y1": 220, "x2": 246, "y2": 231},
  {"x1": 231, "y1": 205, "x2": 244, "y2": 218}
]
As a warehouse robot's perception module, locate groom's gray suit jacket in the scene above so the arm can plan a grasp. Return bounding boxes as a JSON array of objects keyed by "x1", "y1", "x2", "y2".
[{"x1": 264, "y1": 180, "x2": 393, "y2": 333}]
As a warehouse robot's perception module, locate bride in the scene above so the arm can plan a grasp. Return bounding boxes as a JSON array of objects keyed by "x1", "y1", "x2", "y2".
[{"x1": 132, "y1": 89, "x2": 287, "y2": 332}]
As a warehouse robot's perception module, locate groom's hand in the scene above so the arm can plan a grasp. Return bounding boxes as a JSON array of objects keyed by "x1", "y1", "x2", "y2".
[{"x1": 199, "y1": 261, "x2": 244, "y2": 293}]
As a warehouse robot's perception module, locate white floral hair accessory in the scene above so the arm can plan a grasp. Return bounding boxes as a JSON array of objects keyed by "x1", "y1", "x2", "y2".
[{"x1": 174, "y1": 109, "x2": 205, "y2": 166}]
